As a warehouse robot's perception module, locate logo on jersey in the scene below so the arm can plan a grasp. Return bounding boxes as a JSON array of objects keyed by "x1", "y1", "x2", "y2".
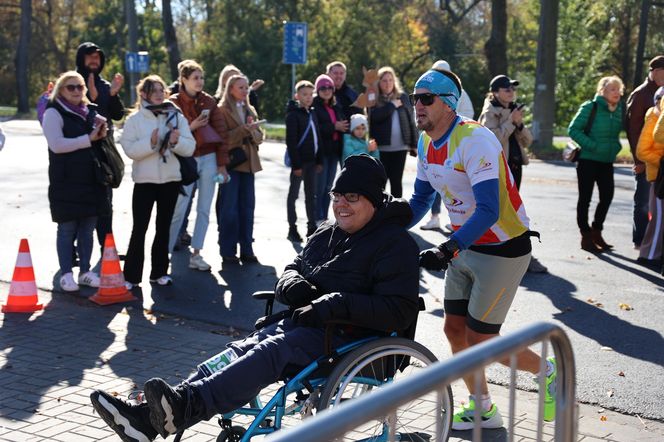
[
  {"x1": 442, "y1": 186, "x2": 463, "y2": 207},
  {"x1": 474, "y1": 156, "x2": 492, "y2": 174}
]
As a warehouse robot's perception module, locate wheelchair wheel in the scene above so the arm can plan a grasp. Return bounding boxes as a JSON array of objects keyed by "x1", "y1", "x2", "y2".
[
  {"x1": 318, "y1": 337, "x2": 453, "y2": 441},
  {"x1": 216, "y1": 425, "x2": 246, "y2": 442}
]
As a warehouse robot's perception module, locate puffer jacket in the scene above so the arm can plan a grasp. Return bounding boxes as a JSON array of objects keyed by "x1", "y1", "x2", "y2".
[
  {"x1": 275, "y1": 196, "x2": 420, "y2": 335},
  {"x1": 568, "y1": 95, "x2": 623, "y2": 163},
  {"x1": 285, "y1": 100, "x2": 323, "y2": 169},
  {"x1": 312, "y1": 96, "x2": 345, "y2": 158},
  {"x1": 636, "y1": 108, "x2": 664, "y2": 182},
  {"x1": 119, "y1": 102, "x2": 196, "y2": 184},
  {"x1": 368, "y1": 92, "x2": 417, "y2": 149},
  {"x1": 170, "y1": 90, "x2": 229, "y2": 166},
  {"x1": 479, "y1": 98, "x2": 532, "y2": 165}
]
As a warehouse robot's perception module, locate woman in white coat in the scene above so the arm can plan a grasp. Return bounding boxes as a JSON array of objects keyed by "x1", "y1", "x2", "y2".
[{"x1": 120, "y1": 75, "x2": 195, "y2": 288}]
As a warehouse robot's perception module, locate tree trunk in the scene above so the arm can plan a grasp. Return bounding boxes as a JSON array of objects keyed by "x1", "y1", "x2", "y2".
[
  {"x1": 15, "y1": 0, "x2": 31, "y2": 114},
  {"x1": 532, "y1": 0, "x2": 559, "y2": 151},
  {"x1": 634, "y1": 0, "x2": 650, "y2": 89},
  {"x1": 162, "y1": 0, "x2": 181, "y2": 82},
  {"x1": 484, "y1": 0, "x2": 508, "y2": 77}
]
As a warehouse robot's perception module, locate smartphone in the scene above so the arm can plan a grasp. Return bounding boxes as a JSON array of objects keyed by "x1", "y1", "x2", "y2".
[
  {"x1": 94, "y1": 114, "x2": 107, "y2": 128},
  {"x1": 201, "y1": 109, "x2": 210, "y2": 118},
  {"x1": 253, "y1": 119, "x2": 267, "y2": 125}
]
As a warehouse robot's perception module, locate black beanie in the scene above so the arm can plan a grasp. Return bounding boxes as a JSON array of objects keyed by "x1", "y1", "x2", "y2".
[{"x1": 332, "y1": 154, "x2": 387, "y2": 207}]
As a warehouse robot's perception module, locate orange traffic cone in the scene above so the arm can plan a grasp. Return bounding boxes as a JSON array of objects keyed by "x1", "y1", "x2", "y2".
[
  {"x1": 90, "y1": 233, "x2": 136, "y2": 305},
  {"x1": 2, "y1": 239, "x2": 43, "y2": 313}
]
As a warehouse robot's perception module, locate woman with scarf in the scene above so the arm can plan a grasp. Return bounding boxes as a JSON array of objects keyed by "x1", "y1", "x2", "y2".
[
  {"x1": 168, "y1": 59, "x2": 229, "y2": 272},
  {"x1": 120, "y1": 75, "x2": 195, "y2": 288},
  {"x1": 42, "y1": 71, "x2": 111, "y2": 292},
  {"x1": 368, "y1": 66, "x2": 417, "y2": 197},
  {"x1": 215, "y1": 74, "x2": 264, "y2": 264}
]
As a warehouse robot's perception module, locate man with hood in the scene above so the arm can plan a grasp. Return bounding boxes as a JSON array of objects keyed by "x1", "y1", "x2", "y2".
[
  {"x1": 75, "y1": 42, "x2": 125, "y2": 252},
  {"x1": 90, "y1": 154, "x2": 421, "y2": 441}
]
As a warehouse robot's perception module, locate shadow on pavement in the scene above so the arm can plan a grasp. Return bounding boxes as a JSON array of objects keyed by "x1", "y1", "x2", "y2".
[
  {"x1": 521, "y1": 271, "x2": 664, "y2": 367},
  {"x1": 450, "y1": 427, "x2": 508, "y2": 441},
  {"x1": 595, "y1": 251, "x2": 664, "y2": 287}
]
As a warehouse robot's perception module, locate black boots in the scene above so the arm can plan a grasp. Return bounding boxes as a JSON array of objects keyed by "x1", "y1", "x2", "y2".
[
  {"x1": 581, "y1": 231, "x2": 602, "y2": 253},
  {"x1": 591, "y1": 227, "x2": 613, "y2": 250}
]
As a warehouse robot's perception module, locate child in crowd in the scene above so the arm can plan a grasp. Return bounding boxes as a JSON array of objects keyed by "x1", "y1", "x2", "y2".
[
  {"x1": 342, "y1": 114, "x2": 378, "y2": 164},
  {"x1": 285, "y1": 80, "x2": 322, "y2": 242}
]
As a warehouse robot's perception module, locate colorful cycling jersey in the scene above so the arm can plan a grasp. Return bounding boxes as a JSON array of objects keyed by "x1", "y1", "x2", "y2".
[{"x1": 416, "y1": 118, "x2": 530, "y2": 244}]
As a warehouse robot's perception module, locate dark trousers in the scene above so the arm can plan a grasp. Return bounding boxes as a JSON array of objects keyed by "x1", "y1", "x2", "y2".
[
  {"x1": 188, "y1": 319, "x2": 349, "y2": 420},
  {"x1": 576, "y1": 159, "x2": 614, "y2": 232},
  {"x1": 216, "y1": 171, "x2": 256, "y2": 257},
  {"x1": 379, "y1": 150, "x2": 408, "y2": 198},
  {"x1": 509, "y1": 163, "x2": 523, "y2": 190},
  {"x1": 315, "y1": 154, "x2": 338, "y2": 221},
  {"x1": 123, "y1": 182, "x2": 179, "y2": 283},
  {"x1": 633, "y1": 171, "x2": 650, "y2": 246},
  {"x1": 287, "y1": 162, "x2": 318, "y2": 231},
  {"x1": 96, "y1": 187, "x2": 113, "y2": 252}
]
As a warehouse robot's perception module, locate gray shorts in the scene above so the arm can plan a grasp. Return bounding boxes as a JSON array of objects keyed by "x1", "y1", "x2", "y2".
[{"x1": 444, "y1": 249, "x2": 530, "y2": 333}]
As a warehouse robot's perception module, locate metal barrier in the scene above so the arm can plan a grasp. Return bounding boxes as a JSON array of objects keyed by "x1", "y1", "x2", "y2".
[{"x1": 266, "y1": 322, "x2": 576, "y2": 442}]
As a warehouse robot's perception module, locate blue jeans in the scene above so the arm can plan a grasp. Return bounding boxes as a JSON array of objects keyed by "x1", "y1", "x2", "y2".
[
  {"x1": 633, "y1": 171, "x2": 650, "y2": 246},
  {"x1": 216, "y1": 170, "x2": 256, "y2": 257},
  {"x1": 315, "y1": 154, "x2": 338, "y2": 221},
  {"x1": 57, "y1": 217, "x2": 97, "y2": 274}
]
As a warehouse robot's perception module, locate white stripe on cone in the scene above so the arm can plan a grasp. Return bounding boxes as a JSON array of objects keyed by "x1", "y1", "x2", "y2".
[
  {"x1": 9, "y1": 280, "x2": 37, "y2": 297},
  {"x1": 15, "y1": 252, "x2": 33, "y2": 268},
  {"x1": 103, "y1": 248, "x2": 119, "y2": 261}
]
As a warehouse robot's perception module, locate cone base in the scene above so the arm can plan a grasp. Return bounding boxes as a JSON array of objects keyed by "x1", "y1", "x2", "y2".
[
  {"x1": 2, "y1": 303, "x2": 43, "y2": 313},
  {"x1": 89, "y1": 290, "x2": 137, "y2": 306}
]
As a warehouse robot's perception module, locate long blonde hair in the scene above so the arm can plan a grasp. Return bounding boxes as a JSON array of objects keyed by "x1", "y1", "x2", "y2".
[
  {"x1": 377, "y1": 66, "x2": 403, "y2": 103},
  {"x1": 215, "y1": 64, "x2": 241, "y2": 99},
  {"x1": 50, "y1": 71, "x2": 89, "y2": 104},
  {"x1": 221, "y1": 74, "x2": 251, "y2": 108}
]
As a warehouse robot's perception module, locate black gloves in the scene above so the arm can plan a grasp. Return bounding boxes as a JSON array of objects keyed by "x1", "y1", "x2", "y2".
[
  {"x1": 291, "y1": 304, "x2": 323, "y2": 328},
  {"x1": 277, "y1": 276, "x2": 319, "y2": 308},
  {"x1": 419, "y1": 240, "x2": 460, "y2": 271}
]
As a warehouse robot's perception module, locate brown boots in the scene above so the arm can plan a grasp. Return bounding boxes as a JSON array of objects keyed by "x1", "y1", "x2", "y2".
[{"x1": 580, "y1": 229, "x2": 613, "y2": 253}]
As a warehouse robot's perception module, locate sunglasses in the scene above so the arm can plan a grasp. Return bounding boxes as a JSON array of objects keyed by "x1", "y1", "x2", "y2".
[
  {"x1": 409, "y1": 93, "x2": 454, "y2": 106},
  {"x1": 65, "y1": 84, "x2": 85, "y2": 92},
  {"x1": 318, "y1": 86, "x2": 335, "y2": 91},
  {"x1": 330, "y1": 192, "x2": 360, "y2": 203}
]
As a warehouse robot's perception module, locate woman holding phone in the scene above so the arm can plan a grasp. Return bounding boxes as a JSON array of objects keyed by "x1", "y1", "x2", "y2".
[
  {"x1": 168, "y1": 59, "x2": 230, "y2": 273},
  {"x1": 215, "y1": 74, "x2": 264, "y2": 264},
  {"x1": 41, "y1": 71, "x2": 111, "y2": 292},
  {"x1": 479, "y1": 75, "x2": 547, "y2": 273}
]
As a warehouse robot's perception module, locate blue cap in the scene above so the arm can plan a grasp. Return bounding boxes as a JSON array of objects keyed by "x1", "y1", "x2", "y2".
[{"x1": 414, "y1": 69, "x2": 460, "y2": 111}]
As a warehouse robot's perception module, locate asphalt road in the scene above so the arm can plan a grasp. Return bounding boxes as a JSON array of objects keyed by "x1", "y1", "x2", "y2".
[{"x1": 1, "y1": 119, "x2": 663, "y2": 422}]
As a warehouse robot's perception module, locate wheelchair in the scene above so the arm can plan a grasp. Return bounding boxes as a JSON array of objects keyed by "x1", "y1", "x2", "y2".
[{"x1": 177, "y1": 291, "x2": 454, "y2": 442}]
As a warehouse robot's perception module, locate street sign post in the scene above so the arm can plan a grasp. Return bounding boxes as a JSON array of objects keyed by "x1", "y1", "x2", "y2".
[
  {"x1": 283, "y1": 21, "x2": 308, "y2": 98},
  {"x1": 125, "y1": 52, "x2": 138, "y2": 74},
  {"x1": 137, "y1": 51, "x2": 150, "y2": 73}
]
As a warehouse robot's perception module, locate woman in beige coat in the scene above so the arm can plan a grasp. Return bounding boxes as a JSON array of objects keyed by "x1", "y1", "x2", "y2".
[
  {"x1": 215, "y1": 74, "x2": 264, "y2": 264},
  {"x1": 479, "y1": 75, "x2": 533, "y2": 189},
  {"x1": 479, "y1": 75, "x2": 546, "y2": 273}
]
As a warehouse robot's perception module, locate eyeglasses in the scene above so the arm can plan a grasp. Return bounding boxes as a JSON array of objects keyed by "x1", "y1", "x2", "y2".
[
  {"x1": 330, "y1": 192, "x2": 360, "y2": 203},
  {"x1": 409, "y1": 93, "x2": 454, "y2": 106},
  {"x1": 318, "y1": 86, "x2": 334, "y2": 91},
  {"x1": 64, "y1": 84, "x2": 85, "y2": 92}
]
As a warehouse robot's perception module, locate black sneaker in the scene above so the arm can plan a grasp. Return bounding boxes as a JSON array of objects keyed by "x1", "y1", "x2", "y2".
[
  {"x1": 144, "y1": 378, "x2": 191, "y2": 438},
  {"x1": 287, "y1": 227, "x2": 303, "y2": 242},
  {"x1": 90, "y1": 390, "x2": 157, "y2": 442}
]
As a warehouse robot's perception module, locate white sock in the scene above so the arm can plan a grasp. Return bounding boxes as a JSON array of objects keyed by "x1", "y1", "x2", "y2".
[{"x1": 470, "y1": 394, "x2": 492, "y2": 411}]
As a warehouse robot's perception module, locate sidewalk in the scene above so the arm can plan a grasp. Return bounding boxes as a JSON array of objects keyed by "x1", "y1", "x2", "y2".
[{"x1": 1, "y1": 285, "x2": 663, "y2": 441}]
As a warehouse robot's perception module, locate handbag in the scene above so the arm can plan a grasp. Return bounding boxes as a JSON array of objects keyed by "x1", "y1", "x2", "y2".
[
  {"x1": 194, "y1": 123, "x2": 224, "y2": 149},
  {"x1": 92, "y1": 136, "x2": 125, "y2": 188},
  {"x1": 227, "y1": 147, "x2": 248, "y2": 170},
  {"x1": 655, "y1": 157, "x2": 664, "y2": 199},
  {"x1": 176, "y1": 154, "x2": 199, "y2": 185}
]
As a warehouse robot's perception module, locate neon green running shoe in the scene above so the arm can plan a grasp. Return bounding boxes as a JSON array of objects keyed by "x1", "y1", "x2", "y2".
[
  {"x1": 452, "y1": 399, "x2": 503, "y2": 430},
  {"x1": 543, "y1": 357, "x2": 557, "y2": 422}
]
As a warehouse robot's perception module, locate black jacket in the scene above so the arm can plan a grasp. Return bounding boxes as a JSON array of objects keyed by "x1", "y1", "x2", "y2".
[
  {"x1": 335, "y1": 82, "x2": 363, "y2": 120},
  {"x1": 368, "y1": 93, "x2": 417, "y2": 148},
  {"x1": 75, "y1": 42, "x2": 125, "y2": 128},
  {"x1": 285, "y1": 100, "x2": 322, "y2": 169},
  {"x1": 47, "y1": 101, "x2": 111, "y2": 223},
  {"x1": 312, "y1": 96, "x2": 344, "y2": 159},
  {"x1": 275, "y1": 196, "x2": 420, "y2": 335}
]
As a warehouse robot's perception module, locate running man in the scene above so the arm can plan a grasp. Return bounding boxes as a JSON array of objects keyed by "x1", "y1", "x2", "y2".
[{"x1": 408, "y1": 67, "x2": 556, "y2": 429}]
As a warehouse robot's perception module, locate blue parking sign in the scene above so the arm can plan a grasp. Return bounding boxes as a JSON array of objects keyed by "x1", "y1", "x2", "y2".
[
  {"x1": 283, "y1": 22, "x2": 307, "y2": 65},
  {"x1": 137, "y1": 52, "x2": 150, "y2": 73},
  {"x1": 125, "y1": 52, "x2": 138, "y2": 73}
]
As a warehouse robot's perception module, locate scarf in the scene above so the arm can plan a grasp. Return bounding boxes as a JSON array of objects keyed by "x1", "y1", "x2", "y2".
[
  {"x1": 144, "y1": 100, "x2": 181, "y2": 161},
  {"x1": 56, "y1": 97, "x2": 89, "y2": 120}
]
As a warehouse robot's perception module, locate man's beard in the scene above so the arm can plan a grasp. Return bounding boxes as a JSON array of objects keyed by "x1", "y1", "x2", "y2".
[
  {"x1": 86, "y1": 64, "x2": 100, "y2": 74},
  {"x1": 416, "y1": 119, "x2": 433, "y2": 131}
]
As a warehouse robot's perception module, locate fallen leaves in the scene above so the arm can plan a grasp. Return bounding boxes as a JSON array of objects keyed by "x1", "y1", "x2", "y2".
[
  {"x1": 586, "y1": 298, "x2": 604, "y2": 308},
  {"x1": 618, "y1": 303, "x2": 633, "y2": 311},
  {"x1": 600, "y1": 415, "x2": 607, "y2": 422}
]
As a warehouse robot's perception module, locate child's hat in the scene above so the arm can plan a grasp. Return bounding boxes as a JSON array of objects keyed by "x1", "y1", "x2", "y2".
[
  {"x1": 315, "y1": 74, "x2": 335, "y2": 91},
  {"x1": 350, "y1": 114, "x2": 368, "y2": 133}
]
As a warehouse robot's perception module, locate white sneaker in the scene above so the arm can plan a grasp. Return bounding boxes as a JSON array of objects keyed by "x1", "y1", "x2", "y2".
[
  {"x1": 59, "y1": 272, "x2": 80, "y2": 292},
  {"x1": 149, "y1": 275, "x2": 173, "y2": 286},
  {"x1": 78, "y1": 271, "x2": 100, "y2": 288},
  {"x1": 189, "y1": 254, "x2": 211, "y2": 271},
  {"x1": 420, "y1": 217, "x2": 440, "y2": 230}
]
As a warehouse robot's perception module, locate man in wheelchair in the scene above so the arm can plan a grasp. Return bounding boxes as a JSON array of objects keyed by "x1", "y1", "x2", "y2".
[{"x1": 90, "y1": 154, "x2": 421, "y2": 442}]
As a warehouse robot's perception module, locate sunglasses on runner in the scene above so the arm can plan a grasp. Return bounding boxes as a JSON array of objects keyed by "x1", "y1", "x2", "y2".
[
  {"x1": 409, "y1": 93, "x2": 455, "y2": 106},
  {"x1": 65, "y1": 84, "x2": 85, "y2": 92},
  {"x1": 330, "y1": 192, "x2": 361, "y2": 203}
]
